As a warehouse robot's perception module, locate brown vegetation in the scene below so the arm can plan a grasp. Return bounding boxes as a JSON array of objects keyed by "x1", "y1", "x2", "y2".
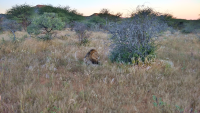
[{"x1": 0, "y1": 29, "x2": 199, "y2": 112}]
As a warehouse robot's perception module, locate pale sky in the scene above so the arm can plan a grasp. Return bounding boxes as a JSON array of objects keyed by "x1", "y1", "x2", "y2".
[{"x1": 0, "y1": 0, "x2": 200, "y2": 20}]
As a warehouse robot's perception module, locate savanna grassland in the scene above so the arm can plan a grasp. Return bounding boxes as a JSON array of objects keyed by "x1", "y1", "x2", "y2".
[{"x1": 0, "y1": 29, "x2": 200, "y2": 113}]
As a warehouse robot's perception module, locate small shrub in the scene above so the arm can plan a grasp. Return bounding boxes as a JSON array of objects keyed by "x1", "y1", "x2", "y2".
[{"x1": 74, "y1": 22, "x2": 91, "y2": 45}]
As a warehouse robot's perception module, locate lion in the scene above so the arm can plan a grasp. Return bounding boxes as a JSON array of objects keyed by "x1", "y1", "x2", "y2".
[{"x1": 84, "y1": 49, "x2": 100, "y2": 65}]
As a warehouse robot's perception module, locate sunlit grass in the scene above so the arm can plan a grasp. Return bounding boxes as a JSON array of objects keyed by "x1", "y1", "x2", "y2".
[{"x1": 0, "y1": 29, "x2": 199, "y2": 112}]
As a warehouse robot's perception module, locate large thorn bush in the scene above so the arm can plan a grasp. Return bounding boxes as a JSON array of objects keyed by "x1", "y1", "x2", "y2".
[{"x1": 107, "y1": 6, "x2": 168, "y2": 64}]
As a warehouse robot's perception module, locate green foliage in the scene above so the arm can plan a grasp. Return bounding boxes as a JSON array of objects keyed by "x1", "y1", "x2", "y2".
[
  {"x1": 89, "y1": 16, "x2": 106, "y2": 24},
  {"x1": 181, "y1": 20, "x2": 200, "y2": 33},
  {"x1": 166, "y1": 18, "x2": 188, "y2": 29},
  {"x1": 109, "y1": 43, "x2": 156, "y2": 64},
  {"x1": 81, "y1": 16, "x2": 106, "y2": 31},
  {"x1": 152, "y1": 95, "x2": 167, "y2": 107},
  {"x1": 27, "y1": 23, "x2": 40, "y2": 35},
  {"x1": 6, "y1": 4, "x2": 34, "y2": 31},
  {"x1": 27, "y1": 13, "x2": 65, "y2": 40},
  {"x1": 181, "y1": 23, "x2": 194, "y2": 33},
  {"x1": 38, "y1": 5, "x2": 84, "y2": 23},
  {"x1": 160, "y1": 14, "x2": 176, "y2": 28},
  {"x1": 98, "y1": 8, "x2": 122, "y2": 22}
]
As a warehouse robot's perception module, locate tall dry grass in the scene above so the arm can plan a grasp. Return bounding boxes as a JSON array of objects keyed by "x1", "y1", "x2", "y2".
[{"x1": 0, "y1": 29, "x2": 199, "y2": 112}]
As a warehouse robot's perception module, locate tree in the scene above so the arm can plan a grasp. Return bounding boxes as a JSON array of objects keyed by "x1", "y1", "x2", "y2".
[
  {"x1": 98, "y1": 8, "x2": 122, "y2": 23},
  {"x1": 115, "y1": 12, "x2": 122, "y2": 18},
  {"x1": 27, "y1": 13, "x2": 65, "y2": 40},
  {"x1": 99, "y1": 8, "x2": 111, "y2": 25},
  {"x1": 114, "y1": 12, "x2": 123, "y2": 22},
  {"x1": 6, "y1": 4, "x2": 34, "y2": 31},
  {"x1": 2, "y1": 19, "x2": 21, "y2": 41},
  {"x1": 100, "y1": 8, "x2": 110, "y2": 14}
]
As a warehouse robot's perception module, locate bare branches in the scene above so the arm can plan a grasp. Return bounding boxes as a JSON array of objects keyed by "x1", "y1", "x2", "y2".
[
  {"x1": 107, "y1": 7, "x2": 168, "y2": 64},
  {"x1": 74, "y1": 22, "x2": 91, "y2": 45},
  {"x1": 2, "y1": 19, "x2": 21, "y2": 41}
]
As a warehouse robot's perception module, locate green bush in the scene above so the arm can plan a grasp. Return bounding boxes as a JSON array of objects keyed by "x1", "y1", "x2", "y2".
[
  {"x1": 27, "y1": 13, "x2": 65, "y2": 40},
  {"x1": 89, "y1": 16, "x2": 106, "y2": 24},
  {"x1": 85, "y1": 16, "x2": 106, "y2": 31},
  {"x1": 109, "y1": 42, "x2": 156, "y2": 64}
]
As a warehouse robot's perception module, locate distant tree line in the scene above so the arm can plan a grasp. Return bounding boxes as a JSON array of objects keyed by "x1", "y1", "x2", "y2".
[{"x1": 0, "y1": 3, "x2": 124, "y2": 37}]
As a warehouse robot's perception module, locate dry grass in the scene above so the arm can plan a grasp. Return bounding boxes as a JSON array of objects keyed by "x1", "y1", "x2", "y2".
[
  {"x1": 0, "y1": 29, "x2": 200, "y2": 113},
  {"x1": 0, "y1": 31, "x2": 29, "y2": 41}
]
